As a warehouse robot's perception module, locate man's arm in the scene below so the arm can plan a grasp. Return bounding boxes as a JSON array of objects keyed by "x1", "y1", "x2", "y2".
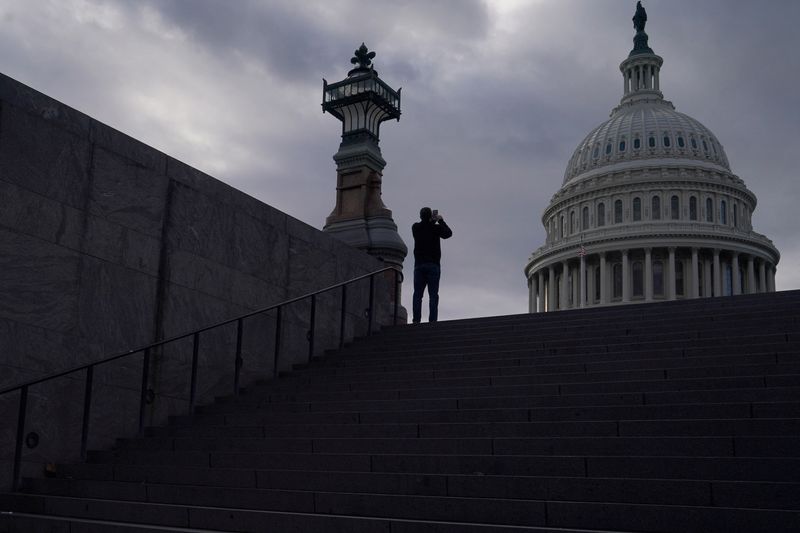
[{"x1": 436, "y1": 219, "x2": 453, "y2": 239}]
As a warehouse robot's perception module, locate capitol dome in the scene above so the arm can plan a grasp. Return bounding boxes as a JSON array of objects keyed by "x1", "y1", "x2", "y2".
[{"x1": 524, "y1": 2, "x2": 779, "y2": 312}]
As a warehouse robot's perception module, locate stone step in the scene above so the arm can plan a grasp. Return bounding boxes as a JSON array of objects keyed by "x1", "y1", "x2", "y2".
[
  {"x1": 274, "y1": 360, "x2": 797, "y2": 390},
  {"x1": 365, "y1": 319, "x2": 800, "y2": 348},
  {"x1": 173, "y1": 402, "x2": 800, "y2": 429},
  {"x1": 377, "y1": 293, "x2": 800, "y2": 332},
  {"x1": 113, "y1": 435, "x2": 800, "y2": 457},
  {"x1": 372, "y1": 312, "x2": 800, "y2": 344},
  {"x1": 52, "y1": 461, "x2": 800, "y2": 512},
  {"x1": 84, "y1": 448, "x2": 800, "y2": 482},
  {"x1": 5, "y1": 486, "x2": 800, "y2": 532},
  {"x1": 202, "y1": 386, "x2": 800, "y2": 416},
  {"x1": 252, "y1": 365, "x2": 800, "y2": 399},
  {"x1": 0, "y1": 492, "x2": 681, "y2": 533},
  {"x1": 255, "y1": 375, "x2": 795, "y2": 404},
  {"x1": 313, "y1": 341, "x2": 799, "y2": 370},
  {"x1": 333, "y1": 333, "x2": 799, "y2": 360},
  {"x1": 0, "y1": 512, "x2": 220, "y2": 532},
  {"x1": 143, "y1": 417, "x2": 800, "y2": 440},
  {"x1": 23, "y1": 473, "x2": 800, "y2": 511},
  {"x1": 350, "y1": 320, "x2": 800, "y2": 351},
  {"x1": 289, "y1": 351, "x2": 780, "y2": 378}
]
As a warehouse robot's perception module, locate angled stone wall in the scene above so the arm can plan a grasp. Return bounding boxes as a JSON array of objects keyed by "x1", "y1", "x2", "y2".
[{"x1": 0, "y1": 72, "x2": 399, "y2": 488}]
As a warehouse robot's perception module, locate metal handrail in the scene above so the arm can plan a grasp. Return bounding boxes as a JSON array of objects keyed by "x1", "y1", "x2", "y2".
[{"x1": 2, "y1": 265, "x2": 403, "y2": 490}]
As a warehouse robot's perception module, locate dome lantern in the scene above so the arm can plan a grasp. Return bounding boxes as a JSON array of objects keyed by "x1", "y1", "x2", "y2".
[{"x1": 620, "y1": 1, "x2": 664, "y2": 105}]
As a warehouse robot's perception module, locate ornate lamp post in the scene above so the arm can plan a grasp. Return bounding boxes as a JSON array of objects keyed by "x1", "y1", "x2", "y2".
[{"x1": 322, "y1": 43, "x2": 407, "y2": 268}]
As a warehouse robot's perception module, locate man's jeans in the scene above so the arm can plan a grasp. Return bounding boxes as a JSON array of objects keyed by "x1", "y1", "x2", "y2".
[{"x1": 412, "y1": 263, "x2": 441, "y2": 323}]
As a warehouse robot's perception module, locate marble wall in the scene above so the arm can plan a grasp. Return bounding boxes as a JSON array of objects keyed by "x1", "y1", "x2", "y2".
[{"x1": 0, "y1": 73, "x2": 400, "y2": 489}]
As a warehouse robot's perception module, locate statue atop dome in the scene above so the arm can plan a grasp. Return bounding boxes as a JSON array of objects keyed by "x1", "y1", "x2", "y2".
[
  {"x1": 633, "y1": 1, "x2": 647, "y2": 33},
  {"x1": 629, "y1": 1, "x2": 654, "y2": 56}
]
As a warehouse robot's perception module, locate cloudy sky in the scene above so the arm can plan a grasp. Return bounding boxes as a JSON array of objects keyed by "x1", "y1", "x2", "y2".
[{"x1": 1, "y1": 0, "x2": 798, "y2": 321}]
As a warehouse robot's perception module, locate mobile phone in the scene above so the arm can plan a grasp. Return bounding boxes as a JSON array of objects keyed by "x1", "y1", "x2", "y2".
[{"x1": 432, "y1": 209, "x2": 438, "y2": 219}]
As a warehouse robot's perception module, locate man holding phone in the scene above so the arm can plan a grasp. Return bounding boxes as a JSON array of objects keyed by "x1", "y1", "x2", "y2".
[{"x1": 411, "y1": 207, "x2": 453, "y2": 323}]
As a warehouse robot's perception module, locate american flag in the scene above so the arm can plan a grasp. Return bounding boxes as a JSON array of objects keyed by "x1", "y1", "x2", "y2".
[{"x1": 578, "y1": 245, "x2": 587, "y2": 257}]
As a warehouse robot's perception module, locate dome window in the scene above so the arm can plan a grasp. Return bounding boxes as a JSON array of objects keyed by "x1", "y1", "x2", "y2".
[
  {"x1": 691, "y1": 137, "x2": 698, "y2": 150},
  {"x1": 648, "y1": 136, "x2": 656, "y2": 148},
  {"x1": 619, "y1": 139, "x2": 626, "y2": 152},
  {"x1": 733, "y1": 203, "x2": 738, "y2": 227},
  {"x1": 570, "y1": 211, "x2": 576, "y2": 233},
  {"x1": 702, "y1": 139, "x2": 709, "y2": 152},
  {"x1": 605, "y1": 143, "x2": 612, "y2": 155},
  {"x1": 561, "y1": 216, "x2": 566, "y2": 237},
  {"x1": 597, "y1": 203, "x2": 606, "y2": 227},
  {"x1": 614, "y1": 199, "x2": 623, "y2": 223},
  {"x1": 582, "y1": 206, "x2": 589, "y2": 230},
  {"x1": 633, "y1": 197, "x2": 642, "y2": 221},
  {"x1": 593, "y1": 145, "x2": 600, "y2": 158},
  {"x1": 651, "y1": 196, "x2": 661, "y2": 220},
  {"x1": 671, "y1": 195, "x2": 680, "y2": 220},
  {"x1": 720, "y1": 200, "x2": 727, "y2": 225},
  {"x1": 633, "y1": 137, "x2": 641, "y2": 150},
  {"x1": 706, "y1": 198, "x2": 714, "y2": 222},
  {"x1": 663, "y1": 135, "x2": 671, "y2": 148},
  {"x1": 690, "y1": 196, "x2": 698, "y2": 220},
  {"x1": 678, "y1": 136, "x2": 685, "y2": 148}
]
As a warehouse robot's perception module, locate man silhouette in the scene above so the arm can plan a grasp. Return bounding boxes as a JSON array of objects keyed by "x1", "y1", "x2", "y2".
[{"x1": 412, "y1": 207, "x2": 453, "y2": 323}]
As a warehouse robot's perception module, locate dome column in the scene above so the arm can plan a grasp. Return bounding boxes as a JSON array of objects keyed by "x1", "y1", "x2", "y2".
[
  {"x1": 667, "y1": 247, "x2": 677, "y2": 300},
  {"x1": 548, "y1": 265, "x2": 556, "y2": 311},
  {"x1": 622, "y1": 250, "x2": 631, "y2": 303},
  {"x1": 644, "y1": 248, "x2": 653, "y2": 301},
  {"x1": 579, "y1": 255, "x2": 587, "y2": 308},
  {"x1": 569, "y1": 266, "x2": 581, "y2": 309},
  {"x1": 768, "y1": 265, "x2": 776, "y2": 292},
  {"x1": 732, "y1": 253, "x2": 741, "y2": 295},
  {"x1": 747, "y1": 256, "x2": 756, "y2": 294},
  {"x1": 690, "y1": 248, "x2": 700, "y2": 298},
  {"x1": 561, "y1": 261, "x2": 569, "y2": 309},
  {"x1": 529, "y1": 276, "x2": 538, "y2": 313},
  {"x1": 703, "y1": 254, "x2": 713, "y2": 297},
  {"x1": 538, "y1": 271, "x2": 545, "y2": 312},
  {"x1": 758, "y1": 261, "x2": 767, "y2": 293},
  {"x1": 599, "y1": 252, "x2": 608, "y2": 305},
  {"x1": 713, "y1": 249, "x2": 722, "y2": 297}
]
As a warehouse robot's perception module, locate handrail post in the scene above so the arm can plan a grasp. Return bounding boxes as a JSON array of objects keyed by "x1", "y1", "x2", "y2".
[
  {"x1": 339, "y1": 284, "x2": 347, "y2": 349},
  {"x1": 189, "y1": 334, "x2": 200, "y2": 412},
  {"x1": 138, "y1": 348, "x2": 151, "y2": 436},
  {"x1": 393, "y1": 268, "x2": 400, "y2": 326},
  {"x1": 273, "y1": 306, "x2": 282, "y2": 377},
  {"x1": 234, "y1": 319, "x2": 243, "y2": 396},
  {"x1": 80, "y1": 366, "x2": 94, "y2": 461},
  {"x1": 11, "y1": 385, "x2": 28, "y2": 492},
  {"x1": 367, "y1": 274, "x2": 375, "y2": 336},
  {"x1": 308, "y1": 294, "x2": 316, "y2": 363}
]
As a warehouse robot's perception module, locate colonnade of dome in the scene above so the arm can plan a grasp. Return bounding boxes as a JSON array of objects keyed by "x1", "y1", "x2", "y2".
[{"x1": 524, "y1": 6, "x2": 779, "y2": 313}]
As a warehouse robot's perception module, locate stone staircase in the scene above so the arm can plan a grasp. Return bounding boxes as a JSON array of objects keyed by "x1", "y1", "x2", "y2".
[{"x1": 2, "y1": 291, "x2": 800, "y2": 532}]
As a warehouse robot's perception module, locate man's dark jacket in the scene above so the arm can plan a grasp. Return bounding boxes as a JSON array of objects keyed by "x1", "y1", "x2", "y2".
[{"x1": 412, "y1": 219, "x2": 453, "y2": 266}]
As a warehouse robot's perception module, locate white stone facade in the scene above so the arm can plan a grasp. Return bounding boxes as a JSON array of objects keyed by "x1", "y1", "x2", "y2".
[{"x1": 524, "y1": 21, "x2": 779, "y2": 313}]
